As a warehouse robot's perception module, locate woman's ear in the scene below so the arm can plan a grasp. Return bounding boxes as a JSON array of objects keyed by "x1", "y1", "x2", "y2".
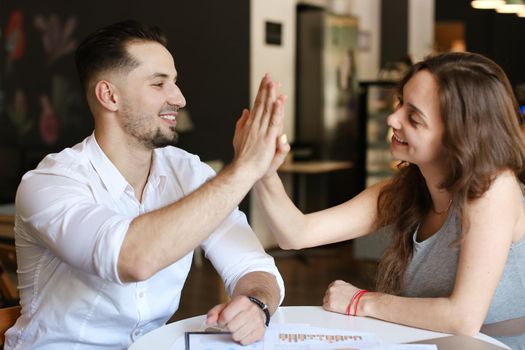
[{"x1": 94, "y1": 80, "x2": 119, "y2": 112}]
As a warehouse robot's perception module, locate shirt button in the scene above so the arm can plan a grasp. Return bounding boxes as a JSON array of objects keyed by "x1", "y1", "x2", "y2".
[
  {"x1": 134, "y1": 330, "x2": 141, "y2": 337},
  {"x1": 138, "y1": 292, "x2": 144, "y2": 298}
]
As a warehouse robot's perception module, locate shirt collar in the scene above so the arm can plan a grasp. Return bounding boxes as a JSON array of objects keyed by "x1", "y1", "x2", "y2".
[
  {"x1": 86, "y1": 134, "x2": 130, "y2": 200},
  {"x1": 150, "y1": 148, "x2": 168, "y2": 193},
  {"x1": 86, "y1": 134, "x2": 169, "y2": 199}
]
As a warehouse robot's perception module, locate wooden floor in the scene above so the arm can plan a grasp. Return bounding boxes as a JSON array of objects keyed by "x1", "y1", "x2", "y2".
[{"x1": 172, "y1": 241, "x2": 378, "y2": 322}]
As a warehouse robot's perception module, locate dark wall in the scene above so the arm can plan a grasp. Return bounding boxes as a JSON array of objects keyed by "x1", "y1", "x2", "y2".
[
  {"x1": 0, "y1": 1, "x2": 250, "y2": 203},
  {"x1": 436, "y1": 0, "x2": 525, "y2": 86},
  {"x1": 380, "y1": 0, "x2": 408, "y2": 68}
]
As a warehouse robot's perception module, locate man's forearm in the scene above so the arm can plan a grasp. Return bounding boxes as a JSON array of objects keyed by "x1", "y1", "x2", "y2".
[
  {"x1": 119, "y1": 162, "x2": 257, "y2": 282},
  {"x1": 231, "y1": 271, "x2": 281, "y2": 315}
]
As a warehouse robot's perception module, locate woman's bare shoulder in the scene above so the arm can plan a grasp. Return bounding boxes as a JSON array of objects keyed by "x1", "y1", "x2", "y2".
[{"x1": 461, "y1": 170, "x2": 520, "y2": 223}]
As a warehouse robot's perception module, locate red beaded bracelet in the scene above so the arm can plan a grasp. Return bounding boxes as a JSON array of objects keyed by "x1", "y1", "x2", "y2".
[
  {"x1": 352, "y1": 290, "x2": 369, "y2": 316},
  {"x1": 346, "y1": 289, "x2": 368, "y2": 316},
  {"x1": 346, "y1": 291, "x2": 359, "y2": 316}
]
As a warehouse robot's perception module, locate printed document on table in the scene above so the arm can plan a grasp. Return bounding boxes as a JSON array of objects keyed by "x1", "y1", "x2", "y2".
[
  {"x1": 181, "y1": 324, "x2": 437, "y2": 350},
  {"x1": 263, "y1": 325, "x2": 380, "y2": 350},
  {"x1": 263, "y1": 324, "x2": 437, "y2": 350}
]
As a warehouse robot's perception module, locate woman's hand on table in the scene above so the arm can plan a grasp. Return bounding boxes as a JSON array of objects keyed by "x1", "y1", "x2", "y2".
[
  {"x1": 323, "y1": 280, "x2": 363, "y2": 316},
  {"x1": 205, "y1": 295, "x2": 266, "y2": 345}
]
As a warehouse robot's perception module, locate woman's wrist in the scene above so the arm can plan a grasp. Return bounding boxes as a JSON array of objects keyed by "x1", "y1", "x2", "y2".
[
  {"x1": 260, "y1": 171, "x2": 281, "y2": 183},
  {"x1": 346, "y1": 289, "x2": 369, "y2": 316},
  {"x1": 358, "y1": 291, "x2": 378, "y2": 317},
  {"x1": 255, "y1": 172, "x2": 280, "y2": 192}
]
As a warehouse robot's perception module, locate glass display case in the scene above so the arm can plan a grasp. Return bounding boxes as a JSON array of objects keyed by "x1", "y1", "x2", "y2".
[
  {"x1": 353, "y1": 81, "x2": 397, "y2": 261},
  {"x1": 356, "y1": 81, "x2": 398, "y2": 190}
]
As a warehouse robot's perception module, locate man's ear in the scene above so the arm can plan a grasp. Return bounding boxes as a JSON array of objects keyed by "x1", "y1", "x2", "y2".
[{"x1": 94, "y1": 80, "x2": 119, "y2": 112}]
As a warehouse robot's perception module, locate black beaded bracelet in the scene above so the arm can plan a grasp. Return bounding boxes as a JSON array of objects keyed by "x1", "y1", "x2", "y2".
[{"x1": 247, "y1": 296, "x2": 270, "y2": 327}]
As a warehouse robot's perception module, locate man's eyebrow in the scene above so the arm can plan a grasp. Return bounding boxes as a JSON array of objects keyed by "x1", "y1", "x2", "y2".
[
  {"x1": 148, "y1": 73, "x2": 168, "y2": 79},
  {"x1": 407, "y1": 102, "x2": 428, "y2": 121},
  {"x1": 148, "y1": 72, "x2": 177, "y2": 80}
]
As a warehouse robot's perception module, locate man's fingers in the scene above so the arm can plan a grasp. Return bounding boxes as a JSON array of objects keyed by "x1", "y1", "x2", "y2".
[
  {"x1": 259, "y1": 79, "x2": 276, "y2": 129},
  {"x1": 250, "y1": 74, "x2": 272, "y2": 128},
  {"x1": 233, "y1": 75, "x2": 288, "y2": 180},
  {"x1": 235, "y1": 109, "x2": 250, "y2": 130},
  {"x1": 252, "y1": 74, "x2": 268, "y2": 110},
  {"x1": 236, "y1": 325, "x2": 265, "y2": 345},
  {"x1": 222, "y1": 300, "x2": 266, "y2": 345},
  {"x1": 229, "y1": 320, "x2": 255, "y2": 344},
  {"x1": 206, "y1": 303, "x2": 226, "y2": 325}
]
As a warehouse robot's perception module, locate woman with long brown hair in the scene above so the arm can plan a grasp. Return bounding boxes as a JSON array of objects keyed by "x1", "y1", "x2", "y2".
[{"x1": 240, "y1": 52, "x2": 525, "y2": 349}]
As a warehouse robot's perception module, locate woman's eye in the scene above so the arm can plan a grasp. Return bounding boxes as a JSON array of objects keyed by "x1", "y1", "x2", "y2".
[{"x1": 408, "y1": 113, "x2": 419, "y2": 125}]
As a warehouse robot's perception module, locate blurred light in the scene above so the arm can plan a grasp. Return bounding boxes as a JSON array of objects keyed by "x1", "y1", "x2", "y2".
[
  {"x1": 176, "y1": 109, "x2": 194, "y2": 133},
  {"x1": 496, "y1": 0, "x2": 525, "y2": 13},
  {"x1": 471, "y1": 0, "x2": 505, "y2": 9}
]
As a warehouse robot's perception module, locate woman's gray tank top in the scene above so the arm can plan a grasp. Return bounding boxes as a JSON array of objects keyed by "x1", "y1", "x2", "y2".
[{"x1": 402, "y1": 209, "x2": 525, "y2": 349}]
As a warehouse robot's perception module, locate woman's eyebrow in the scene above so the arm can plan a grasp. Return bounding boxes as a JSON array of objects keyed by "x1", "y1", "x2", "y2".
[{"x1": 407, "y1": 102, "x2": 428, "y2": 121}]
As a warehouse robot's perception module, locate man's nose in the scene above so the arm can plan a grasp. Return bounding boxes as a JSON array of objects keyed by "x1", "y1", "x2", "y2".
[{"x1": 168, "y1": 85, "x2": 186, "y2": 108}]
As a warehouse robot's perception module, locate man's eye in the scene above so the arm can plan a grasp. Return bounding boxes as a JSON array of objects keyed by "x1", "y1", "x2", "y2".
[{"x1": 153, "y1": 83, "x2": 164, "y2": 87}]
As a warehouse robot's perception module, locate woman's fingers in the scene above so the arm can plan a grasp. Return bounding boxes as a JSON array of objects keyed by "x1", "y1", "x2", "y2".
[
  {"x1": 279, "y1": 134, "x2": 288, "y2": 147},
  {"x1": 267, "y1": 95, "x2": 285, "y2": 137},
  {"x1": 272, "y1": 135, "x2": 291, "y2": 170}
]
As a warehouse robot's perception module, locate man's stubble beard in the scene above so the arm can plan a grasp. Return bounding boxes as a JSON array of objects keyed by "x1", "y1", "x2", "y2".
[{"x1": 121, "y1": 105, "x2": 179, "y2": 149}]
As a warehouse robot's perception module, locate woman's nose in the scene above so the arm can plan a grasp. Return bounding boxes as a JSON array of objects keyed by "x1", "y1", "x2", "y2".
[{"x1": 387, "y1": 108, "x2": 402, "y2": 130}]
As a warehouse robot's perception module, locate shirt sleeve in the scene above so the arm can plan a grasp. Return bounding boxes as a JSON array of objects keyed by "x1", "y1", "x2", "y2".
[
  {"x1": 201, "y1": 208, "x2": 285, "y2": 304},
  {"x1": 171, "y1": 154, "x2": 284, "y2": 302},
  {"x1": 15, "y1": 171, "x2": 130, "y2": 285}
]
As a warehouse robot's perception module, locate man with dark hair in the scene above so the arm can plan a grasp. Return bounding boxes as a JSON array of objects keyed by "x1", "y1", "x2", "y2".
[{"x1": 5, "y1": 20, "x2": 285, "y2": 349}]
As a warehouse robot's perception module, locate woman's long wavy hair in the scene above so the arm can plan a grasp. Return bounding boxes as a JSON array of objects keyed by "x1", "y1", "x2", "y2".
[{"x1": 375, "y1": 52, "x2": 525, "y2": 294}]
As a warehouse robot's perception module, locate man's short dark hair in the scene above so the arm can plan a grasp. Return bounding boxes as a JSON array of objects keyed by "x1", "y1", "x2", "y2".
[{"x1": 75, "y1": 20, "x2": 167, "y2": 92}]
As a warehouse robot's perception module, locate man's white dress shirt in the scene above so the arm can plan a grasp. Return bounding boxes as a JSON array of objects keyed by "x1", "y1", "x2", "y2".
[{"x1": 5, "y1": 134, "x2": 284, "y2": 349}]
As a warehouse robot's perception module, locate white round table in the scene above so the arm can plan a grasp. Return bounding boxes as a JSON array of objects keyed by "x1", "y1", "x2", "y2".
[{"x1": 129, "y1": 306, "x2": 509, "y2": 349}]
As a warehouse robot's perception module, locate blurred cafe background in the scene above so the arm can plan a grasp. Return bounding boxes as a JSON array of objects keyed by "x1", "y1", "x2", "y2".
[{"x1": 0, "y1": 0, "x2": 524, "y2": 320}]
